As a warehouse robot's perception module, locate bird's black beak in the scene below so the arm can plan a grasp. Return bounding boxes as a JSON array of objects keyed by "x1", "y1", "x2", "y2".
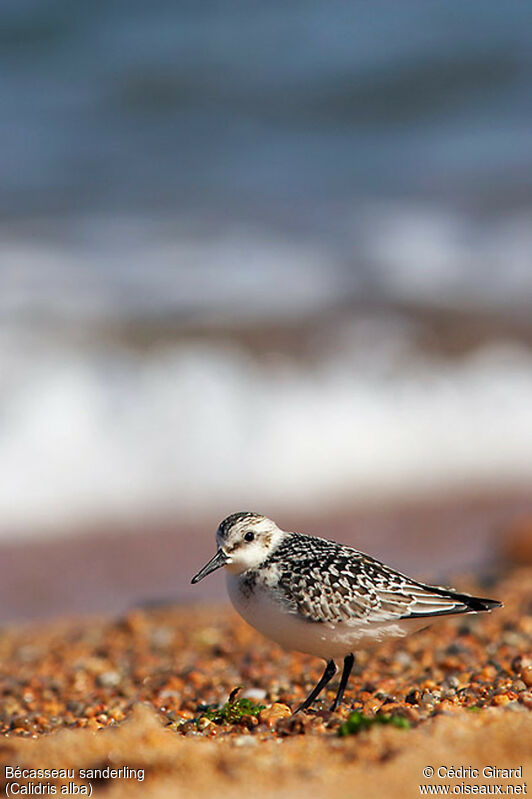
[{"x1": 191, "y1": 549, "x2": 229, "y2": 584}]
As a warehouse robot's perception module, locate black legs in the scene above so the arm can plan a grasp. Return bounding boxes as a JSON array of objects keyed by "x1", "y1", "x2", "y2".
[
  {"x1": 294, "y1": 653, "x2": 355, "y2": 713},
  {"x1": 294, "y1": 659, "x2": 337, "y2": 713},
  {"x1": 330, "y1": 653, "x2": 354, "y2": 711}
]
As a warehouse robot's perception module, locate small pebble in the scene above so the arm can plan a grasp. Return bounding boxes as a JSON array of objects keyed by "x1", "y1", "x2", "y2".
[
  {"x1": 242, "y1": 688, "x2": 267, "y2": 701},
  {"x1": 197, "y1": 717, "x2": 216, "y2": 732},
  {"x1": 520, "y1": 666, "x2": 532, "y2": 688},
  {"x1": 492, "y1": 694, "x2": 511, "y2": 706},
  {"x1": 232, "y1": 735, "x2": 258, "y2": 747},
  {"x1": 258, "y1": 703, "x2": 292, "y2": 727},
  {"x1": 97, "y1": 671, "x2": 122, "y2": 688}
]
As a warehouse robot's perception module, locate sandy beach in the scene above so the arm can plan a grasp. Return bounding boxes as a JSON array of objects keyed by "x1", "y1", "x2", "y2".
[{"x1": 0, "y1": 564, "x2": 530, "y2": 797}]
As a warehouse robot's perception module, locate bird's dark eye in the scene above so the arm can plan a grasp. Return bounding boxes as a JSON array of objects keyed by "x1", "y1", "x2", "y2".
[{"x1": 244, "y1": 531, "x2": 255, "y2": 542}]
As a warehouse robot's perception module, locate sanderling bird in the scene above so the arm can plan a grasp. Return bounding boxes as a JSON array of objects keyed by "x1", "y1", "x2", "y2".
[{"x1": 191, "y1": 512, "x2": 502, "y2": 712}]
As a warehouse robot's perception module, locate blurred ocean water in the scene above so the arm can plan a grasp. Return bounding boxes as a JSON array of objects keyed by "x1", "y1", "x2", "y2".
[
  {"x1": 2, "y1": 0, "x2": 532, "y2": 218},
  {"x1": 1, "y1": 0, "x2": 532, "y2": 537}
]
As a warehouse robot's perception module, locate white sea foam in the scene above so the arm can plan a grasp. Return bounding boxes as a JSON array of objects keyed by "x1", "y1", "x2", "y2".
[
  {"x1": 0, "y1": 220, "x2": 342, "y2": 324},
  {"x1": 2, "y1": 207, "x2": 532, "y2": 539},
  {"x1": 355, "y1": 203, "x2": 532, "y2": 308},
  {"x1": 3, "y1": 202, "x2": 532, "y2": 325},
  {"x1": 1, "y1": 325, "x2": 532, "y2": 539}
]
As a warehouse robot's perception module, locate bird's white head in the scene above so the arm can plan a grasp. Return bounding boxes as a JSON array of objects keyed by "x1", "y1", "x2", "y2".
[{"x1": 191, "y1": 512, "x2": 284, "y2": 583}]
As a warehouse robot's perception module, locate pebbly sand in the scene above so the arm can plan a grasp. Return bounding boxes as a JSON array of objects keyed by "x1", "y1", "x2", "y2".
[{"x1": 0, "y1": 566, "x2": 531, "y2": 797}]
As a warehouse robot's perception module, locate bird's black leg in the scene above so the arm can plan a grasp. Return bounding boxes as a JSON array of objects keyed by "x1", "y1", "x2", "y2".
[
  {"x1": 294, "y1": 659, "x2": 337, "y2": 713},
  {"x1": 329, "y1": 653, "x2": 354, "y2": 712}
]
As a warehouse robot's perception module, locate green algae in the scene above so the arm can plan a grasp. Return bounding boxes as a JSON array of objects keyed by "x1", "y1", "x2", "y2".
[
  {"x1": 195, "y1": 687, "x2": 265, "y2": 725},
  {"x1": 338, "y1": 710, "x2": 411, "y2": 736}
]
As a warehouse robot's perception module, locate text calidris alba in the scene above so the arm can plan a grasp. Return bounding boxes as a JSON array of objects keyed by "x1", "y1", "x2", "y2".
[{"x1": 191, "y1": 512, "x2": 502, "y2": 712}]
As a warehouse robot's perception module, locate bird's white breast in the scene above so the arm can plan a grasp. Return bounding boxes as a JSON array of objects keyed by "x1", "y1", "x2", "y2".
[{"x1": 226, "y1": 572, "x2": 430, "y2": 660}]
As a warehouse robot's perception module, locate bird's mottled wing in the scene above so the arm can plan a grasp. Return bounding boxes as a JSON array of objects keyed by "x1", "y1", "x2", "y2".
[{"x1": 271, "y1": 533, "x2": 475, "y2": 625}]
